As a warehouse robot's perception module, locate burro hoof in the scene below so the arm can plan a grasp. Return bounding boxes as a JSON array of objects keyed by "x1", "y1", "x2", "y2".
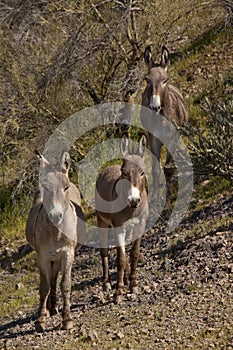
[
  {"x1": 35, "y1": 321, "x2": 45, "y2": 333},
  {"x1": 113, "y1": 293, "x2": 123, "y2": 304},
  {"x1": 62, "y1": 319, "x2": 73, "y2": 330}
]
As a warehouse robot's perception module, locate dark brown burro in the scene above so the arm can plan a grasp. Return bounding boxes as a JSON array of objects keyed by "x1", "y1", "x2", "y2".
[
  {"x1": 141, "y1": 45, "x2": 189, "y2": 201},
  {"x1": 26, "y1": 151, "x2": 84, "y2": 332},
  {"x1": 95, "y1": 134, "x2": 149, "y2": 304}
]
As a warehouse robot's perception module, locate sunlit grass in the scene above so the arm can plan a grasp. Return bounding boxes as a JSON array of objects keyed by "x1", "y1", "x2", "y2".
[{"x1": 0, "y1": 267, "x2": 38, "y2": 318}]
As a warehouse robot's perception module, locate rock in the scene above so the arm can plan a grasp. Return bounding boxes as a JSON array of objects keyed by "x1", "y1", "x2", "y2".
[
  {"x1": 18, "y1": 244, "x2": 33, "y2": 255},
  {"x1": 143, "y1": 285, "x2": 152, "y2": 294},
  {"x1": 80, "y1": 325, "x2": 87, "y2": 337},
  {"x1": 15, "y1": 282, "x2": 24, "y2": 290},
  {"x1": 3, "y1": 247, "x2": 14, "y2": 257},
  {"x1": 88, "y1": 329, "x2": 98, "y2": 341},
  {"x1": 116, "y1": 331, "x2": 124, "y2": 339}
]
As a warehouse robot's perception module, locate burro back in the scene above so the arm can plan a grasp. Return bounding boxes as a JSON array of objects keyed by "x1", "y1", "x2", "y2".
[
  {"x1": 26, "y1": 150, "x2": 84, "y2": 332},
  {"x1": 95, "y1": 133, "x2": 148, "y2": 304}
]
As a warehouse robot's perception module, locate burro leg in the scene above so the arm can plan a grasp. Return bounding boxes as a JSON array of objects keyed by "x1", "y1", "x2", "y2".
[
  {"x1": 114, "y1": 228, "x2": 126, "y2": 304},
  {"x1": 47, "y1": 260, "x2": 60, "y2": 316},
  {"x1": 129, "y1": 238, "x2": 141, "y2": 294},
  {"x1": 60, "y1": 248, "x2": 75, "y2": 330},
  {"x1": 98, "y1": 220, "x2": 112, "y2": 291},
  {"x1": 35, "y1": 258, "x2": 51, "y2": 332}
]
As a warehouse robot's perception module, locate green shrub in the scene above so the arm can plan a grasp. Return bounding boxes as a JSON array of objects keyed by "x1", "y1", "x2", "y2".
[{"x1": 181, "y1": 99, "x2": 233, "y2": 182}]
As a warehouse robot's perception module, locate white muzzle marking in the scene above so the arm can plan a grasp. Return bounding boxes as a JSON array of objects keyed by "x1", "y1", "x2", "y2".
[
  {"x1": 128, "y1": 186, "x2": 140, "y2": 207},
  {"x1": 149, "y1": 94, "x2": 161, "y2": 112},
  {"x1": 49, "y1": 203, "x2": 63, "y2": 225}
]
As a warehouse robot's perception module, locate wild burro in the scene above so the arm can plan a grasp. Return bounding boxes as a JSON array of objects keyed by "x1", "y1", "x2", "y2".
[
  {"x1": 141, "y1": 46, "x2": 189, "y2": 201},
  {"x1": 95, "y1": 134, "x2": 148, "y2": 304},
  {"x1": 26, "y1": 150, "x2": 84, "y2": 332}
]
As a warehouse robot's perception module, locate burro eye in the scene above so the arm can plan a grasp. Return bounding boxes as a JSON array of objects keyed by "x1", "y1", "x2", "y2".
[
  {"x1": 162, "y1": 78, "x2": 168, "y2": 86},
  {"x1": 145, "y1": 76, "x2": 151, "y2": 85},
  {"x1": 121, "y1": 170, "x2": 129, "y2": 179},
  {"x1": 64, "y1": 184, "x2": 70, "y2": 191}
]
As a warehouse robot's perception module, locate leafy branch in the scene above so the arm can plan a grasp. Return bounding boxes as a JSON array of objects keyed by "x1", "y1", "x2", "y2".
[{"x1": 181, "y1": 99, "x2": 233, "y2": 182}]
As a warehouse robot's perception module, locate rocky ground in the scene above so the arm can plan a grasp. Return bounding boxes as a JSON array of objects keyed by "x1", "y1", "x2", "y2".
[{"x1": 0, "y1": 192, "x2": 232, "y2": 349}]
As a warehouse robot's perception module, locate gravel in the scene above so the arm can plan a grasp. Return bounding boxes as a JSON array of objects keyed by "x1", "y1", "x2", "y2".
[{"x1": 0, "y1": 194, "x2": 232, "y2": 349}]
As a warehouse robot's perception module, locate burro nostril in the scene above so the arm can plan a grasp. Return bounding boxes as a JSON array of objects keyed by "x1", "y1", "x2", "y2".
[
  {"x1": 49, "y1": 210, "x2": 63, "y2": 225},
  {"x1": 128, "y1": 197, "x2": 140, "y2": 208},
  {"x1": 149, "y1": 105, "x2": 161, "y2": 113}
]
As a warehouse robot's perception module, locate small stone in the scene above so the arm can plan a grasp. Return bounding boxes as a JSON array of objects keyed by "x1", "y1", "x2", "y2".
[
  {"x1": 80, "y1": 325, "x2": 87, "y2": 337},
  {"x1": 216, "y1": 231, "x2": 223, "y2": 236},
  {"x1": 116, "y1": 331, "x2": 124, "y2": 339},
  {"x1": 126, "y1": 293, "x2": 137, "y2": 301},
  {"x1": 18, "y1": 244, "x2": 33, "y2": 255},
  {"x1": 151, "y1": 282, "x2": 158, "y2": 291},
  {"x1": 15, "y1": 283, "x2": 24, "y2": 290},
  {"x1": 3, "y1": 247, "x2": 14, "y2": 256},
  {"x1": 88, "y1": 329, "x2": 98, "y2": 341},
  {"x1": 98, "y1": 291, "x2": 105, "y2": 303},
  {"x1": 143, "y1": 285, "x2": 152, "y2": 294}
]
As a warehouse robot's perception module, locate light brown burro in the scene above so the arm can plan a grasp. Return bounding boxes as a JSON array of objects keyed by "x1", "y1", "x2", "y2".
[
  {"x1": 141, "y1": 45, "x2": 189, "y2": 200},
  {"x1": 95, "y1": 134, "x2": 148, "y2": 304},
  {"x1": 26, "y1": 150, "x2": 84, "y2": 332}
]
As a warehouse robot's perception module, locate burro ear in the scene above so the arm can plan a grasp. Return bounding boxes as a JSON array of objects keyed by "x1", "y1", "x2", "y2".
[
  {"x1": 61, "y1": 151, "x2": 71, "y2": 173},
  {"x1": 120, "y1": 132, "x2": 129, "y2": 157},
  {"x1": 144, "y1": 46, "x2": 153, "y2": 67},
  {"x1": 34, "y1": 150, "x2": 50, "y2": 168},
  {"x1": 160, "y1": 45, "x2": 169, "y2": 70},
  {"x1": 138, "y1": 133, "x2": 147, "y2": 158}
]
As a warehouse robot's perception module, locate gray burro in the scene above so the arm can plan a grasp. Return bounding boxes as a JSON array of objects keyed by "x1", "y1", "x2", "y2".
[
  {"x1": 141, "y1": 45, "x2": 189, "y2": 202},
  {"x1": 26, "y1": 150, "x2": 84, "y2": 332}
]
